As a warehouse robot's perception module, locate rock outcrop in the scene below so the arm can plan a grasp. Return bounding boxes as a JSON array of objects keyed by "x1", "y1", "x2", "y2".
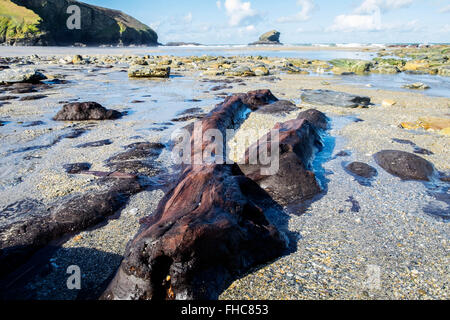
[
  {"x1": 0, "y1": 0, "x2": 158, "y2": 46},
  {"x1": 249, "y1": 30, "x2": 282, "y2": 46}
]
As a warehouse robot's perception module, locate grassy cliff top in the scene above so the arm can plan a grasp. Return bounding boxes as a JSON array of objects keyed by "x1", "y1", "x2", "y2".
[{"x1": 0, "y1": 0, "x2": 41, "y2": 25}]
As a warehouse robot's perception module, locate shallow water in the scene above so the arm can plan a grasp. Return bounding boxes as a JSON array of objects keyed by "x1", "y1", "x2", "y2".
[
  {"x1": 0, "y1": 45, "x2": 377, "y2": 60},
  {"x1": 339, "y1": 72, "x2": 450, "y2": 98}
]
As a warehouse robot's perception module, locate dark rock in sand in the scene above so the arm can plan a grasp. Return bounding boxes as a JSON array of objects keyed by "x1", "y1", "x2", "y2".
[
  {"x1": 7, "y1": 82, "x2": 51, "y2": 94},
  {"x1": 22, "y1": 121, "x2": 45, "y2": 127},
  {"x1": 256, "y1": 100, "x2": 298, "y2": 115},
  {"x1": 346, "y1": 196, "x2": 361, "y2": 213},
  {"x1": 335, "y1": 151, "x2": 351, "y2": 157},
  {"x1": 374, "y1": 150, "x2": 434, "y2": 181},
  {"x1": 239, "y1": 119, "x2": 323, "y2": 206},
  {"x1": 297, "y1": 109, "x2": 328, "y2": 130},
  {"x1": 211, "y1": 85, "x2": 233, "y2": 91},
  {"x1": 53, "y1": 102, "x2": 123, "y2": 121},
  {"x1": 301, "y1": 89, "x2": 371, "y2": 108},
  {"x1": 63, "y1": 163, "x2": 92, "y2": 174},
  {"x1": 101, "y1": 164, "x2": 287, "y2": 300},
  {"x1": 19, "y1": 94, "x2": 47, "y2": 101},
  {"x1": 0, "y1": 96, "x2": 18, "y2": 101},
  {"x1": 413, "y1": 147, "x2": 434, "y2": 156},
  {"x1": 76, "y1": 139, "x2": 113, "y2": 148},
  {"x1": 346, "y1": 162, "x2": 378, "y2": 179},
  {"x1": 106, "y1": 142, "x2": 165, "y2": 176},
  {"x1": 171, "y1": 108, "x2": 206, "y2": 122},
  {"x1": 0, "y1": 178, "x2": 142, "y2": 278}
]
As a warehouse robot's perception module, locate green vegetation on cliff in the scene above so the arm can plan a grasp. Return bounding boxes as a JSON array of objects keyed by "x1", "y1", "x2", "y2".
[{"x1": 0, "y1": 0, "x2": 158, "y2": 46}]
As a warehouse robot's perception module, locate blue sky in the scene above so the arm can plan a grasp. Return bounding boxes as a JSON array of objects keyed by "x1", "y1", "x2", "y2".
[{"x1": 84, "y1": 0, "x2": 450, "y2": 44}]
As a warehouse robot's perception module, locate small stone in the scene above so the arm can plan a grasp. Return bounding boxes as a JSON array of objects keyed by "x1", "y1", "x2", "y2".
[
  {"x1": 382, "y1": 99, "x2": 396, "y2": 107},
  {"x1": 402, "y1": 82, "x2": 430, "y2": 90}
]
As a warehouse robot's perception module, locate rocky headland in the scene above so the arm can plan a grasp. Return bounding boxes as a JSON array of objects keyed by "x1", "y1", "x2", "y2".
[{"x1": 0, "y1": 0, "x2": 158, "y2": 46}]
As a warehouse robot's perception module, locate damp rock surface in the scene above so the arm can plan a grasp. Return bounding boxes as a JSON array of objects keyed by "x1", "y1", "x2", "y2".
[
  {"x1": 53, "y1": 102, "x2": 123, "y2": 121},
  {"x1": 374, "y1": 150, "x2": 435, "y2": 181}
]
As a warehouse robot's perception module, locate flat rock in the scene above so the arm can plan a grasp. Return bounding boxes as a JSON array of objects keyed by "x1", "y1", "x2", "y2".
[
  {"x1": 301, "y1": 89, "x2": 371, "y2": 108},
  {"x1": 402, "y1": 82, "x2": 430, "y2": 90},
  {"x1": 374, "y1": 150, "x2": 434, "y2": 181},
  {"x1": 0, "y1": 68, "x2": 47, "y2": 84},
  {"x1": 53, "y1": 102, "x2": 123, "y2": 121},
  {"x1": 128, "y1": 66, "x2": 171, "y2": 78},
  {"x1": 255, "y1": 100, "x2": 298, "y2": 115}
]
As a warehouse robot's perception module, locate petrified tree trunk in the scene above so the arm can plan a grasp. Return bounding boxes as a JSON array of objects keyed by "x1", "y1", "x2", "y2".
[
  {"x1": 239, "y1": 116, "x2": 324, "y2": 206},
  {"x1": 102, "y1": 90, "x2": 287, "y2": 300}
]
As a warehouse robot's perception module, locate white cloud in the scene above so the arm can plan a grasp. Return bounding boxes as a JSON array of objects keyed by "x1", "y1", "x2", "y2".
[
  {"x1": 216, "y1": 1, "x2": 222, "y2": 10},
  {"x1": 355, "y1": 0, "x2": 413, "y2": 14},
  {"x1": 442, "y1": 24, "x2": 450, "y2": 32},
  {"x1": 439, "y1": 5, "x2": 450, "y2": 13},
  {"x1": 183, "y1": 12, "x2": 193, "y2": 24},
  {"x1": 328, "y1": 11, "x2": 382, "y2": 32},
  {"x1": 224, "y1": 0, "x2": 261, "y2": 27},
  {"x1": 328, "y1": 0, "x2": 416, "y2": 32},
  {"x1": 277, "y1": 0, "x2": 315, "y2": 23}
]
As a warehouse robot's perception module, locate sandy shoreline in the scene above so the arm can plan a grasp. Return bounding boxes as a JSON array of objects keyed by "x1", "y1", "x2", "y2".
[
  {"x1": 0, "y1": 52, "x2": 449, "y2": 300},
  {"x1": 0, "y1": 45, "x2": 380, "y2": 58}
]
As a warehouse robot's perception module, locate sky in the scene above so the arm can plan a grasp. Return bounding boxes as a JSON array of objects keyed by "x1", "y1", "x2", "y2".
[{"x1": 84, "y1": 0, "x2": 450, "y2": 44}]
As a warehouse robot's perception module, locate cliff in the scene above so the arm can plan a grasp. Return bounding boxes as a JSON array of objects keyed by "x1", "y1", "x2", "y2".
[{"x1": 0, "y1": 0, "x2": 158, "y2": 46}]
